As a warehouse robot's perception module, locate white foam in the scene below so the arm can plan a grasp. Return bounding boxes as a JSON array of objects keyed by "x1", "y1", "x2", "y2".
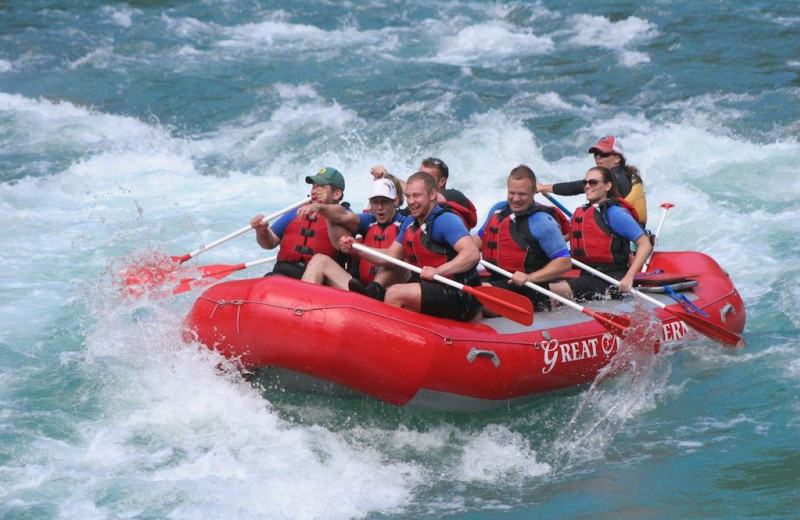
[
  {"x1": 0, "y1": 93, "x2": 179, "y2": 162},
  {"x1": 2, "y1": 3, "x2": 798, "y2": 517},
  {"x1": 566, "y1": 14, "x2": 658, "y2": 67},
  {"x1": 100, "y1": 5, "x2": 140, "y2": 29},
  {"x1": 223, "y1": 20, "x2": 329, "y2": 47},
  {"x1": 567, "y1": 14, "x2": 659, "y2": 49},
  {"x1": 457, "y1": 424, "x2": 551, "y2": 481},
  {"x1": 32, "y1": 279, "x2": 421, "y2": 519},
  {"x1": 218, "y1": 18, "x2": 374, "y2": 54},
  {"x1": 436, "y1": 22, "x2": 554, "y2": 65}
]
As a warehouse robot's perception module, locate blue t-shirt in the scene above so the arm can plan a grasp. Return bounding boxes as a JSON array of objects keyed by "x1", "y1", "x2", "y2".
[
  {"x1": 477, "y1": 202, "x2": 570, "y2": 260},
  {"x1": 270, "y1": 208, "x2": 298, "y2": 239},
  {"x1": 604, "y1": 205, "x2": 645, "y2": 242},
  {"x1": 396, "y1": 207, "x2": 469, "y2": 249}
]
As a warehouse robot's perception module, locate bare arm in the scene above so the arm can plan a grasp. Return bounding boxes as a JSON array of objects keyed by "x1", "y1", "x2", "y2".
[
  {"x1": 471, "y1": 233, "x2": 483, "y2": 251},
  {"x1": 340, "y1": 236, "x2": 404, "y2": 264},
  {"x1": 509, "y1": 256, "x2": 571, "y2": 286},
  {"x1": 251, "y1": 214, "x2": 281, "y2": 250},
  {"x1": 297, "y1": 203, "x2": 360, "y2": 233},
  {"x1": 328, "y1": 221, "x2": 353, "y2": 250},
  {"x1": 618, "y1": 235, "x2": 653, "y2": 292},
  {"x1": 423, "y1": 235, "x2": 480, "y2": 280},
  {"x1": 536, "y1": 181, "x2": 553, "y2": 194},
  {"x1": 371, "y1": 165, "x2": 407, "y2": 194}
]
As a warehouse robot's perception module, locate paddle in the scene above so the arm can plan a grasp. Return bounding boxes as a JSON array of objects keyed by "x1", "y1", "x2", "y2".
[
  {"x1": 571, "y1": 258, "x2": 744, "y2": 347},
  {"x1": 480, "y1": 260, "x2": 629, "y2": 336},
  {"x1": 173, "y1": 256, "x2": 278, "y2": 294},
  {"x1": 124, "y1": 197, "x2": 309, "y2": 292},
  {"x1": 641, "y1": 202, "x2": 674, "y2": 273},
  {"x1": 171, "y1": 197, "x2": 310, "y2": 264},
  {"x1": 541, "y1": 192, "x2": 573, "y2": 217},
  {"x1": 634, "y1": 272, "x2": 699, "y2": 286},
  {"x1": 351, "y1": 243, "x2": 534, "y2": 326}
]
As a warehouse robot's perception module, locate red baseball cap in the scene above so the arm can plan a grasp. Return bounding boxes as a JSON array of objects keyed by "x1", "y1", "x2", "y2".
[{"x1": 588, "y1": 136, "x2": 624, "y2": 157}]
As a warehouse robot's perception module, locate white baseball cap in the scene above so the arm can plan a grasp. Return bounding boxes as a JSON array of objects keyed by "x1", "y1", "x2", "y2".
[{"x1": 368, "y1": 178, "x2": 396, "y2": 200}]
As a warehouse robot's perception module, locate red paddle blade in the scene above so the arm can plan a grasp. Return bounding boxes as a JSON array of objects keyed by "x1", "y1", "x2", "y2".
[
  {"x1": 588, "y1": 311, "x2": 630, "y2": 336},
  {"x1": 122, "y1": 256, "x2": 181, "y2": 295},
  {"x1": 466, "y1": 285, "x2": 534, "y2": 326},
  {"x1": 634, "y1": 272, "x2": 699, "y2": 285},
  {"x1": 173, "y1": 263, "x2": 245, "y2": 294},
  {"x1": 667, "y1": 308, "x2": 745, "y2": 347}
]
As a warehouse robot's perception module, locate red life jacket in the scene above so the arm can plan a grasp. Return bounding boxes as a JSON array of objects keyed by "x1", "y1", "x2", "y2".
[
  {"x1": 441, "y1": 189, "x2": 478, "y2": 229},
  {"x1": 357, "y1": 218, "x2": 402, "y2": 284},
  {"x1": 276, "y1": 207, "x2": 339, "y2": 265},
  {"x1": 570, "y1": 198, "x2": 638, "y2": 271},
  {"x1": 482, "y1": 203, "x2": 562, "y2": 273},
  {"x1": 550, "y1": 205, "x2": 571, "y2": 236},
  {"x1": 401, "y1": 206, "x2": 477, "y2": 283}
]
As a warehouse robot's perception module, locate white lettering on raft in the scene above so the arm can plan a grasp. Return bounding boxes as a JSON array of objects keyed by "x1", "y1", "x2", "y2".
[
  {"x1": 538, "y1": 320, "x2": 690, "y2": 374},
  {"x1": 662, "y1": 320, "x2": 690, "y2": 342},
  {"x1": 541, "y1": 335, "x2": 617, "y2": 374}
]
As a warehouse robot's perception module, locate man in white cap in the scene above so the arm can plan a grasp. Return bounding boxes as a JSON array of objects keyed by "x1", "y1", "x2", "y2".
[
  {"x1": 301, "y1": 176, "x2": 406, "y2": 293},
  {"x1": 537, "y1": 136, "x2": 647, "y2": 226}
]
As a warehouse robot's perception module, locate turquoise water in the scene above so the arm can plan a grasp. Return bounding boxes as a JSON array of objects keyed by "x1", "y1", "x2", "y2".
[{"x1": 2, "y1": 1, "x2": 799, "y2": 518}]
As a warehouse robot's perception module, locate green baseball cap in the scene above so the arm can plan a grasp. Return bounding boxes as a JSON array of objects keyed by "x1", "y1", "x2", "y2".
[{"x1": 305, "y1": 167, "x2": 345, "y2": 191}]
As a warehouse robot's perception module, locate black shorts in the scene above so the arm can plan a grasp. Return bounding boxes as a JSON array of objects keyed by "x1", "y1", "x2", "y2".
[
  {"x1": 566, "y1": 269, "x2": 625, "y2": 302},
  {"x1": 488, "y1": 278, "x2": 552, "y2": 312},
  {"x1": 267, "y1": 260, "x2": 306, "y2": 279},
  {"x1": 419, "y1": 281, "x2": 482, "y2": 322}
]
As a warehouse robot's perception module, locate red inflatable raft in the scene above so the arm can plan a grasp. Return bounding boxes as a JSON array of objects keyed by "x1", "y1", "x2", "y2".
[{"x1": 184, "y1": 251, "x2": 745, "y2": 411}]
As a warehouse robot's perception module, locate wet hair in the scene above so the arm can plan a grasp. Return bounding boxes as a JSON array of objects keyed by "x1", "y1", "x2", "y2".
[
  {"x1": 421, "y1": 157, "x2": 449, "y2": 179},
  {"x1": 588, "y1": 166, "x2": 622, "y2": 199},
  {"x1": 383, "y1": 173, "x2": 405, "y2": 207},
  {"x1": 618, "y1": 156, "x2": 643, "y2": 185},
  {"x1": 407, "y1": 171, "x2": 438, "y2": 193},
  {"x1": 508, "y1": 164, "x2": 536, "y2": 185}
]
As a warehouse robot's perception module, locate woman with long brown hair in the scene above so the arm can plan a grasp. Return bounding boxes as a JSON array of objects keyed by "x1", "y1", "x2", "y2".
[
  {"x1": 538, "y1": 136, "x2": 648, "y2": 226},
  {"x1": 549, "y1": 166, "x2": 652, "y2": 302}
]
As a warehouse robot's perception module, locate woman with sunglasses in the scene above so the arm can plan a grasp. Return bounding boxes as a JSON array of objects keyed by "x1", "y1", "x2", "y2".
[
  {"x1": 549, "y1": 166, "x2": 652, "y2": 302},
  {"x1": 537, "y1": 136, "x2": 647, "y2": 226}
]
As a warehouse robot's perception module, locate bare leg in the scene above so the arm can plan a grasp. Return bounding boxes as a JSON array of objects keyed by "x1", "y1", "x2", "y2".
[
  {"x1": 301, "y1": 254, "x2": 327, "y2": 284},
  {"x1": 371, "y1": 265, "x2": 409, "y2": 291},
  {"x1": 301, "y1": 254, "x2": 352, "y2": 290},
  {"x1": 548, "y1": 280, "x2": 573, "y2": 307},
  {"x1": 384, "y1": 283, "x2": 422, "y2": 312}
]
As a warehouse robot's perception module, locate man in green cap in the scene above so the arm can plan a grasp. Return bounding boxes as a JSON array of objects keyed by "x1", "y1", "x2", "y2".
[{"x1": 250, "y1": 166, "x2": 350, "y2": 279}]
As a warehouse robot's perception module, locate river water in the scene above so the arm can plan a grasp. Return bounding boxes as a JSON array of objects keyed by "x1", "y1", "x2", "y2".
[{"x1": 1, "y1": 1, "x2": 799, "y2": 518}]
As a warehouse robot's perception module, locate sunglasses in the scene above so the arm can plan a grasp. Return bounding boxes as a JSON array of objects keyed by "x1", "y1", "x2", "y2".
[
  {"x1": 593, "y1": 152, "x2": 613, "y2": 158},
  {"x1": 581, "y1": 179, "x2": 602, "y2": 187},
  {"x1": 423, "y1": 157, "x2": 449, "y2": 177}
]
